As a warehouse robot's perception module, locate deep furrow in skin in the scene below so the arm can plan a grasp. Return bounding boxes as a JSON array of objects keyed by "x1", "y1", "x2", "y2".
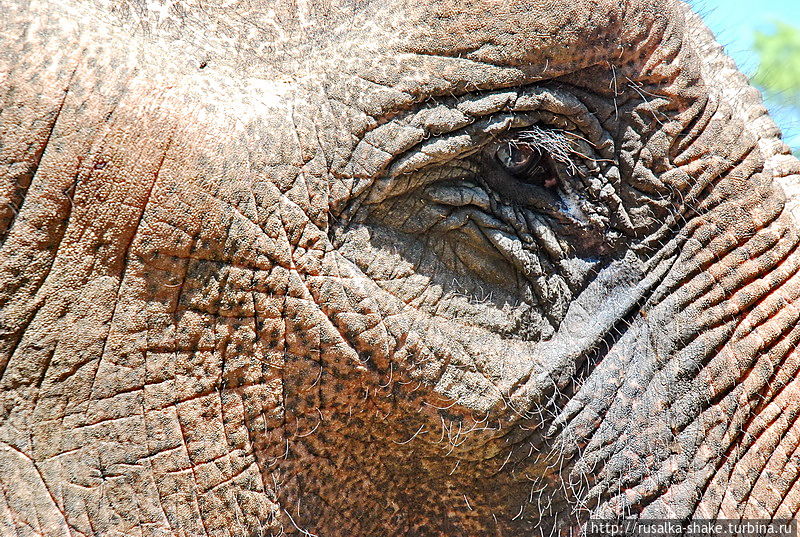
[
  {"x1": 695, "y1": 141, "x2": 761, "y2": 211},
  {"x1": 730, "y1": 242, "x2": 800, "y2": 342},
  {"x1": 0, "y1": 86, "x2": 82, "y2": 384},
  {"x1": 685, "y1": 392, "x2": 790, "y2": 520},
  {"x1": 648, "y1": 228, "x2": 800, "y2": 374},
  {"x1": 546, "y1": 293, "x2": 651, "y2": 474},
  {"x1": 644, "y1": 201, "x2": 788, "y2": 320},
  {"x1": 558, "y1": 240, "x2": 796, "y2": 518},
  {"x1": 677, "y1": 223, "x2": 790, "y2": 315},
  {"x1": 693, "y1": 237, "x2": 800, "y2": 392},
  {"x1": 687, "y1": 323, "x2": 800, "y2": 520},
  {"x1": 0, "y1": 164, "x2": 82, "y2": 385},
  {"x1": 1, "y1": 149, "x2": 40, "y2": 246},
  {"x1": 774, "y1": 423, "x2": 800, "y2": 518},
  {"x1": 552, "y1": 235, "x2": 688, "y2": 436},
  {"x1": 660, "y1": 311, "x2": 800, "y2": 502},
  {"x1": 735, "y1": 390, "x2": 800, "y2": 518},
  {"x1": 0, "y1": 69, "x2": 73, "y2": 247}
]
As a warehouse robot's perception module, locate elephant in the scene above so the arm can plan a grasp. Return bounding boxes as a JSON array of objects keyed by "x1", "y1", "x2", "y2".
[{"x1": 1, "y1": 0, "x2": 800, "y2": 535}]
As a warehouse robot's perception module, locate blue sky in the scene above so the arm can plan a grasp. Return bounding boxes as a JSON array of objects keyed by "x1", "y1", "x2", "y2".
[{"x1": 689, "y1": 0, "x2": 800, "y2": 148}]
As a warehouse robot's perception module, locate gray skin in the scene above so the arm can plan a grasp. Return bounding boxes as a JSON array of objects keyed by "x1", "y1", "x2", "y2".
[{"x1": 1, "y1": 0, "x2": 800, "y2": 535}]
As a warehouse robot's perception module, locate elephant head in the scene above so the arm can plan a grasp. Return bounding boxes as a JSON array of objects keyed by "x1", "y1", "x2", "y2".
[{"x1": 2, "y1": 0, "x2": 799, "y2": 535}]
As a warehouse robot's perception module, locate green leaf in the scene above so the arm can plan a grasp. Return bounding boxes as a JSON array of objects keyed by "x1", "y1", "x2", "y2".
[
  {"x1": 752, "y1": 22, "x2": 800, "y2": 155},
  {"x1": 753, "y1": 21, "x2": 800, "y2": 107}
]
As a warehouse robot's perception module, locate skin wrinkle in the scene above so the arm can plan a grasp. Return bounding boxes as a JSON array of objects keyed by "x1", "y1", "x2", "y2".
[
  {"x1": 546, "y1": 241, "x2": 686, "y2": 479},
  {"x1": 0, "y1": 67, "x2": 71, "y2": 249},
  {"x1": 734, "y1": 363, "x2": 796, "y2": 512},
  {"x1": 346, "y1": 220, "x2": 543, "y2": 339},
  {"x1": 0, "y1": 66, "x2": 82, "y2": 383}
]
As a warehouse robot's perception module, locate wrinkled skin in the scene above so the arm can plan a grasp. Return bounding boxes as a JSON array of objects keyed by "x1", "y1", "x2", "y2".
[{"x1": 2, "y1": 0, "x2": 800, "y2": 535}]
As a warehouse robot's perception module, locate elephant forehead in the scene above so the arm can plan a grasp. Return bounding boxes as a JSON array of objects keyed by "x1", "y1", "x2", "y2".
[
  {"x1": 84, "y1": 0, "x2": 682, "y2": 84},
  {"x1": 374, "y1": 0, "x2": 674, "y2": 64},
  {"x1": 20, "y1": 0, "x2": 696, "y2": 158},
  {"x1": 320, "y1": 0, "x2": 688, "y2": 109}
]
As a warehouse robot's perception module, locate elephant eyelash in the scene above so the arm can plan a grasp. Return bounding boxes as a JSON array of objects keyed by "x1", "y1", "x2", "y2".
[
  {"x1": 500, "y1": 125, "x2": 610, "y2": 179},
  {"x1": 514, "y1": 126, "x2": 581, "y2": 176},
  {"x1": 490, "y1": 126, "x2": 588, "y2": 195}
]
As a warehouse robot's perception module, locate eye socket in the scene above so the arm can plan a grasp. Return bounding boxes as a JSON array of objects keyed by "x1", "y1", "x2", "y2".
[{"x1": 494, "y1": 142, "x2": 558, "y2": 190}]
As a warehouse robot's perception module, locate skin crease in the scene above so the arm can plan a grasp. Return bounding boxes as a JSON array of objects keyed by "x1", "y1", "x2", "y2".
[{"x1": 1, "y1": 0, "x2": 800, "y2": 535}]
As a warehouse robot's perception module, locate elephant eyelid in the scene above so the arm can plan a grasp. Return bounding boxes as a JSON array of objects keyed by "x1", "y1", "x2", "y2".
[
  {"x1": 352, "y1": 86, "x2": 607, "y2": 178},
  {"x1": 341, "y1": 87, "x2": 613, "y2": 214},
  {"x1": 356, "y1": 122, "x2": 597, "y2": 212}
]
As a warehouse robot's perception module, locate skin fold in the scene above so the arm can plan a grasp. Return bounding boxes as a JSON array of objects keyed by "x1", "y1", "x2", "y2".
[{"x1": 1, "y1": 0, "x2": 799, "y2": 535}]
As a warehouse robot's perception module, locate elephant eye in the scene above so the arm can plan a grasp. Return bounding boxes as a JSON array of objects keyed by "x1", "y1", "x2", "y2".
[
  {"x1": 494, "y1": 142, "x2": 558, "y2": 190},
  {"x1": 495, "y1": 143, "x2": 541, "y2": 174}
]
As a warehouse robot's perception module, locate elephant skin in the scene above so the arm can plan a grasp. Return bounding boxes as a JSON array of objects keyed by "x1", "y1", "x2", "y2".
[{"x1": 1, "y1": 0, "x2": 800, "y2": 535}]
